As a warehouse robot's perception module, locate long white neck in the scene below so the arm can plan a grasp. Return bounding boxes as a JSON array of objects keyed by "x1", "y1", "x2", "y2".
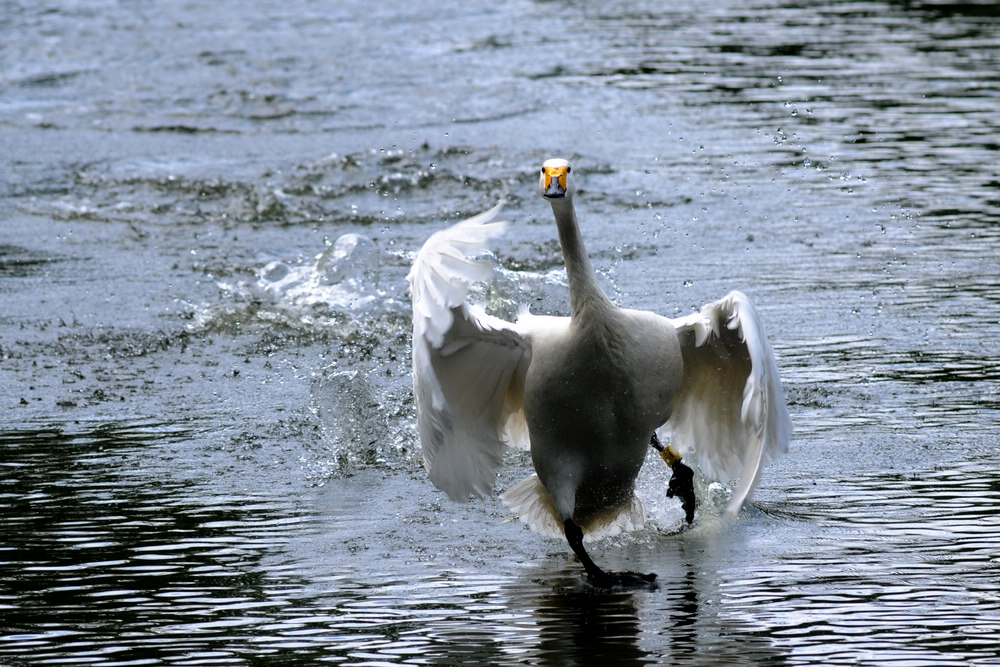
[{"x1": 549, "y1": 195, "x2": 610, "y2": 317}]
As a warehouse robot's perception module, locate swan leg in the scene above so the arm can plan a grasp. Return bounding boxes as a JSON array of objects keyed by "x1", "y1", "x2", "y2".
[
  {"x1": 651, "y1": 433, "x2": 696, "y2": 524},
  {"x1": 563, "y1": 518, "x2": 657, "y2": 590}
]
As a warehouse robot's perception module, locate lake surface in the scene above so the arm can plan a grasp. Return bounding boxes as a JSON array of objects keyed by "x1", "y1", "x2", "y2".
[{"x1": 2, "y1": 0, "x2": 999, "y2": 664}]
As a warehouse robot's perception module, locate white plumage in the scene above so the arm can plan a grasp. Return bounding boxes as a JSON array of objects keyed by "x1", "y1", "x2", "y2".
[
  {"x1": 667, "y1": 293, "x2": 792, "y2": 513},
  {"x1": 407, "y1": 158, "x2": 791, "y2": 586}
]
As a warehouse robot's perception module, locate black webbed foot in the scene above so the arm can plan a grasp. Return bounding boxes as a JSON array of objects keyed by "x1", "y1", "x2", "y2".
[
  {"x1": 563, "y1": 517, "x2": 658, "y2": 591},
  {"x1": 667, "y1": 460, "x2": 696, "y2": 524},
  {"x1": 585, "y1": 569, "x2": 658, "y2": 591}
]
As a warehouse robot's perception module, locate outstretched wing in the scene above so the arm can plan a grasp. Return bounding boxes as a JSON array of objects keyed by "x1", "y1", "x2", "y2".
[
  {"x1": 664, "y1": 291, "x2": 791, "y2": 516},
  {"x1": 407, "y1": 201, "x2": 531, "y2": 502}
]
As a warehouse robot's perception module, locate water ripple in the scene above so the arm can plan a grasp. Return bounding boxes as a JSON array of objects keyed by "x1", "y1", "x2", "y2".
[{"x1": 3, "y1": 0, "x2": 1000, "y2": 664}]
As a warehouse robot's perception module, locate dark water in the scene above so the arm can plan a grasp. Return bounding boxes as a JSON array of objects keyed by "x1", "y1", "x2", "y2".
[{"x1": 2, "y1": 0, "x2": 999, "y2": 664}]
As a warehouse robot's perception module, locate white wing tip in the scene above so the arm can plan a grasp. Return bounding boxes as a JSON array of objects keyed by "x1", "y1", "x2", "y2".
[{"x1": 408, "y1": 199, "x2": 512, "y2": 349}]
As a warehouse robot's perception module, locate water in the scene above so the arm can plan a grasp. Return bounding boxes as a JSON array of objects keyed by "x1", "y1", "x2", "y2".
[{"x1": 2, "y1": 0, "x2": 999, "y2": 663}]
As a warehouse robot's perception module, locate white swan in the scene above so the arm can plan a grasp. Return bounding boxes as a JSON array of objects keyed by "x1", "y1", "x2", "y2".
[{"x1": 408, "y1": 158, "x2": 791, "y2": 588}]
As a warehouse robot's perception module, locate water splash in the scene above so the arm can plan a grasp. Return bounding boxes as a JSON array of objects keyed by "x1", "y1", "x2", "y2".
[
  {"x1": 193, "y1": 232, "x2": 409, "y2": 339},
  {"x1": 259, "y1": 232, "x2": 396, "y2": 316}
]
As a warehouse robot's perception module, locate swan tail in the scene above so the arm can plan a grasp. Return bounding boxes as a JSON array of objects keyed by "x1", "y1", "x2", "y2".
[
  {"x1": 501, "y1": 475, "x2": 565, "y2": 540},
  {"x1": 501, "y1": 475, "x2": 645, "y2": 543},
  {"x1": 579, "y1": 493, "x2": 645, "y2": 543}
]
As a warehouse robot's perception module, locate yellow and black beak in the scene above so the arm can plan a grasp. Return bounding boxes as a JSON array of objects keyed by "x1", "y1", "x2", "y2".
[{"x1": 542, "y1": 164, "x2": 569, "y2": 198}]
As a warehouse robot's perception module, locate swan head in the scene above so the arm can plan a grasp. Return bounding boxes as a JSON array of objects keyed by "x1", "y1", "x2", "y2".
[{"x1": 539, "y1": 158, "x2": 573, "y2": 200}]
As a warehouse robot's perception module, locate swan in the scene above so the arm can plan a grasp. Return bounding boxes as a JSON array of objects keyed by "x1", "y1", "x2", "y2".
[{"x1": 407, "y1": 158, "x2": 791, "y2": 588}]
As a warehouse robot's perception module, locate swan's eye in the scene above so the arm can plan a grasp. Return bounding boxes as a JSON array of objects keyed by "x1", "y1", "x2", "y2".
[{"x1": 566, "y1": 166, "x2": 571, "y2": 173}]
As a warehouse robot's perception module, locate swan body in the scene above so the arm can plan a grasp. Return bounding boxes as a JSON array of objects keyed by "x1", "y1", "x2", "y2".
[
  {"x1": 408, "y1": 158, "x2": 791, "y2": 586},
  {"x1": 518, "y1": 304, "x2": 682, "y2": 532}
]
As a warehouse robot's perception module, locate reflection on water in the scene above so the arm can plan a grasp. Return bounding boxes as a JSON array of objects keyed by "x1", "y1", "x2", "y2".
[
  {"x1": 534, "y1": 587, "x2": 647, "y2": 665},
  {"x1": 3, "y1": 421, "x2": 1000, "y2": 663}
]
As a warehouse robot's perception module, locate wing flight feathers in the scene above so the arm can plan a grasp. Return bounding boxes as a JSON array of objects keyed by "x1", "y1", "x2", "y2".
[
  {"x1": 666, "y1": 291, "x2": 791, "y2": 516},
  {"x1": 408, "y1": 201, "x2": 530, "y2": 501}
]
